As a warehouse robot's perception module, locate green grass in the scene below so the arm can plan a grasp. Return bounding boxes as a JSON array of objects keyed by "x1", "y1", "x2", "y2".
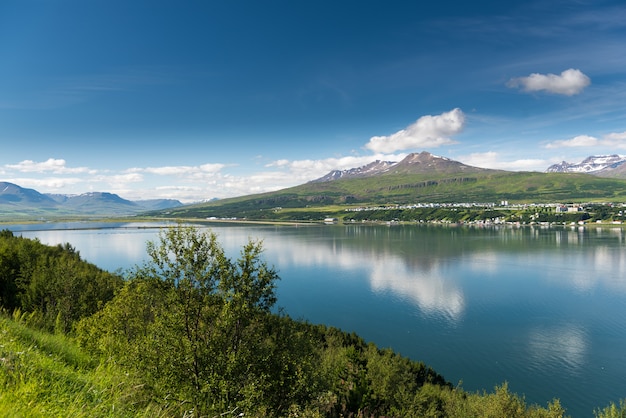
[
  {"x1": 0, "y1": 315, "x2": 174, "y2": 417},
  {"x1": 2, "y1": 313, "x2": 625, "y2": 417}
]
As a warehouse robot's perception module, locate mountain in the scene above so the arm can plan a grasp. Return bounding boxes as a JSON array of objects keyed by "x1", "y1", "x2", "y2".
[
  {"x1": 156, "y1": 151, "x2": 626, "y2": 221},
  {"x1": 0, "y1": 182, "x2": 183, "y2": 220},
  {"x1": 0, "y1": 182, "x2": 58, "y2": 207},
  {"x1": 7, "y1": 150, "x2": 626, "y2": 223},
  {"x1": 54, "y1": 192, "x2": 140, "y2": 215},
  {"x1": 310, "y1": 160, "x2": 396, "y2": 183},
  {"x1": 546, "y1": 155, "x2": 626, "y2": 176},
  {"x1": 385, "y1": 151, "x2": 490, "y2": 175},
  {"x1": 134, "y1": 199, "x2": 184, "y2": 210},
  {"x1": 592, "y1": 161, "x2": 626, "y2": 179},
  {"x1": 311, "y1": 152, "x2": 490, "y2": 183},
  {"x1": 46, "y1": 193, "x2": 184, "y2": 211}
]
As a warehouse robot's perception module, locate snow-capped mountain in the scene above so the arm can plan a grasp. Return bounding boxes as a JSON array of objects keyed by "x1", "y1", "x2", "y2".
[
  {"x1": 309, "y1": 160, "x2": 396, "y2": 183},
  {"x1": 310, "y1": 152, "x2": 491, "y2": 183},
  {"x1": 546, "y1": 155, "x2": 626, "y2": 174}
]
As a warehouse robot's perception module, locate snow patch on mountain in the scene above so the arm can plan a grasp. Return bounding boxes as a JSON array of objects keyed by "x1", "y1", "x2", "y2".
[
  {"x1": 546, "y1": 155, "x2": 626, "y2": 173},
  {"x1": 309, "y1": 160, "x2": 396, "y2": 183}
]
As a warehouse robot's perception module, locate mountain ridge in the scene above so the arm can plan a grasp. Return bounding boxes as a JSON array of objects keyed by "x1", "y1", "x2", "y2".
[
  {"x1": 311, "y1": 151, "x2": 497, "y2": 183},
  {"x1": 310, "y1": 160, "x2": 396, "y2": 183},
  {"x1": 546, "y1": 154, "x2": 626, "y2": 176},
  {"x1": 0, "y1": 182, "x2": 182, "y2": 219},
  {"x1": 154, "y1": 151, "x2": 626, "y2": 221},
  {"x1": 6, "y1": 151, "x2": 626, "y2": 221}
]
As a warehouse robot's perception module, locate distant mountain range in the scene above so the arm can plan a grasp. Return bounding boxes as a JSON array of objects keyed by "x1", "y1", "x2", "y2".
[
  {"x1": 313, "y1": 152, "x2": 626, "y2": 182},
  {"x1": 0, "y1": 182, "x2": 182, "y2": 220},
  {"x1": 157, "y1": 151, "x2": 626, "y2": 221},
  {"x1": 4, "y1": 152, "x2": 626, "y2": 221},
  {"x1": 546, "y1": 154, "x2": 626, "y2": 177}
]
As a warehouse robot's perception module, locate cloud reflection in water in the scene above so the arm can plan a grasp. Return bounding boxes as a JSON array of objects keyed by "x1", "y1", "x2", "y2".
[
  {"x1": 369, "y1": 258, "x2": 465, "y2": 321},
  {"x1": 527, "y1": 324, "x2": 588, "y2": 374},
  {"x1": 252, "y1": 230, "x2": 466, "y2": 322}
]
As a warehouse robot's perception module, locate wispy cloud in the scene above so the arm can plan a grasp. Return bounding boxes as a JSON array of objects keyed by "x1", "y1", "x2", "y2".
[
  {"x1": 545, "y1": 135, "x2": 598, "y2": 148},
  {"x1": 604, "y1": 131, "x2": 626, "y2": 144},
  {"x1": 460, "y1": 151, "x2": 549, "y2": 171},
  {"x1": 545, "y1": 131, "x2": 626, "y2": 149},
  {"x1": 134, "y1": 163, "x2": 226, "y2": 177},
  {"x1": 507, "y1": 69, "x2": 591, "y2": 96},
  {"x1": 365, "y1": 109, "x2": 465, "y2": 153},
  {"x1": 94, "y1": 173, "x2": 144, "y2": 185},
  {"x1": 7, "y1": 177, "x2": 85, "y2": 190},
  {"x1": 0, "y1": 68, "x2": 171, "y2": 110},
  {"x1": 5, "y1": 158, "x2": 94, "y2": 174}
]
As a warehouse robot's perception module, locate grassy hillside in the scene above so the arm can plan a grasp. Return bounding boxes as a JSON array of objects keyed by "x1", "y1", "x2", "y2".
[
  {"x1": 4, "y1": 309, "x2": 626, "y2": 417},
  {"x1": 0, "y1": 313, "x2": 170, "y2": 417},
  {"x1": 0, "y1": 313, "x2": 561, "y2": 418},
  {"x1": 154, "y1": 171, "x2": 626, "y2": 220}
]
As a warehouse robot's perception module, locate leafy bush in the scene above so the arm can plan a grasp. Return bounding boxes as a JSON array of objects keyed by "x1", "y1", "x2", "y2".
[{"x1": 0, "y1": 230, "x2": 123, "y2": 332}]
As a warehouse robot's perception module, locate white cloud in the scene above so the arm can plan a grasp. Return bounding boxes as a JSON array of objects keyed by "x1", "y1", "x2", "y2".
[
  {"x1": 605, "y1": 131, "x2": 626, "y2": 141},
  {"x1": 507, "y1": 68, "x2": 590, "y2": 96},
  {"x1": 5, "y1": 158, "x2": 93, "y2": 174},
  {"x1": 545, "y1": 131, "x2": 626, "y2": 149},
  {"x1": 138, "y1": 163, "x2": 226, "y2": 176},
  {"x1": 270, "y1": 159, "x2": 290, "y2": 167},
  {"x1": 9, "y1": 177, "x2": 84, "y2": 190},
  {"x1": 545, "y1": 135, "x2": 599, "y2": 149},
  {"x1": 365, "y1": 109, "x2": 465, "y2": 153},
  {"x1": 603, "y1": 131, "x2": 626, "y2": 148},
  {"x1": 96, "y1": 173, "x2": 144, "y2": 185},
  {"x1": 145, "y1": 166, "x2": 190, "y2": 175},
  {"x1": 460, "y1": 151, "x2": 549, "y2": 171},
  {"x1": 116, "y1": 185, "x2": 207, "y2": 203}
]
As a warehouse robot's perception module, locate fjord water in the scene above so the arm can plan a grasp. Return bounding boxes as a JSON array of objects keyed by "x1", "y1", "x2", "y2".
[{"x1": 12, "y1": 221, "x2": 626, "y2": 417}]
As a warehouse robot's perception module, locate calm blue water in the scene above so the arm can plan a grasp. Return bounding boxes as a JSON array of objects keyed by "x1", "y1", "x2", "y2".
[{"x1": 9, "y1": 221, "x2": 626, "y2": 417}]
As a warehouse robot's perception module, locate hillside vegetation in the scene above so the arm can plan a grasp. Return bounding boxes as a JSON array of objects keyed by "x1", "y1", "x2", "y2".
[
  {"x1": 1, "y1": 226, "x2": 625, "y2": 417},
  {"x1": 155, "y1": 171, "x2": 626, "y2": 221}
]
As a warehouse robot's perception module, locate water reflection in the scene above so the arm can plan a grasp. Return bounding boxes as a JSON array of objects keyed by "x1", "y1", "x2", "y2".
[
  {"x1": 248, "y1": 228, "x2": 466, "y2": 321},
  {"x1": 17, "y1": 224, "x2": 161, "y2": 272},
  {"x1": 15, "y1": 222, "x2": 626, "y2": 298},
  {"x1": 528, "y1": 324, "x2": 588, "y2": 374},
  {"x1": 7, "y1": 222, "x2": 626, "y2": 417},
  {"x1": 369, "y1": 258, "x2": 464, "y2": 321}
]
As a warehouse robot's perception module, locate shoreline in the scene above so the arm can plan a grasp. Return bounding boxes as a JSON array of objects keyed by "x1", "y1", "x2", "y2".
[{"x1": 3, "y1": 216, "x2": 626, "y2": 232}]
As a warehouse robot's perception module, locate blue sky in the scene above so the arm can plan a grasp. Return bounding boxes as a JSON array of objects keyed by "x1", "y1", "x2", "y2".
[{"x1": 1, "y1": 0, "x2": 626, "y2": 202}]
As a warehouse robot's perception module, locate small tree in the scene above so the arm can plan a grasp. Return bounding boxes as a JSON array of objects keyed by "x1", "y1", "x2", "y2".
[{"x1": 78, "y1": 224, "x2": 281, "y2": 415}]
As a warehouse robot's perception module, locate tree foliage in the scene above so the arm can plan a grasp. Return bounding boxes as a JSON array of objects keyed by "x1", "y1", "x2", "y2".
[
  {"x1": 0, "y1": 230, "x2": 122, "y2": 333},
  {"x1": 78, "y1": 225, "x2": 298, "y2": 415}
]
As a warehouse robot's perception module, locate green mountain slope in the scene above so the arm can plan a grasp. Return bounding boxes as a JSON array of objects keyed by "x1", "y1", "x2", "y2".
[{"x1": 155, "y1": 168, "x2": 626, "y2": 220}]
